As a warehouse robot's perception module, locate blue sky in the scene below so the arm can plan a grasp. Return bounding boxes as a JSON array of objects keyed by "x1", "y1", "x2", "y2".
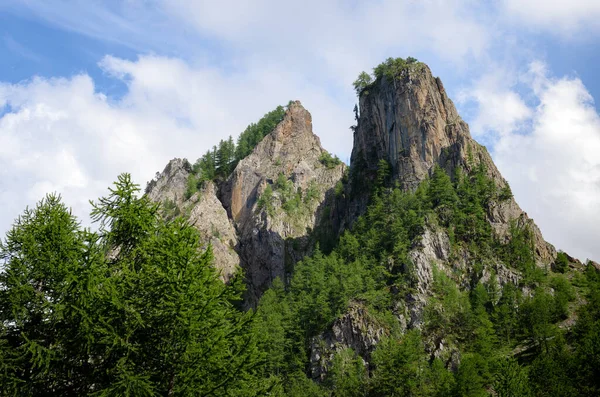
[{"x1": 1, "y1": 0, "x2": 600, "y2": 261}]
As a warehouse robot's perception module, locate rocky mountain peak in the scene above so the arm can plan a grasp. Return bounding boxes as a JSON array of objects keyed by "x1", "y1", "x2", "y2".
[
  {"x1": 221, "y1": 100, "x2": 346, "y2": 304},
  {"x1": 145, "y1": 158, "x2": 240, "y2": 282},
  {"x1": 348, "y1": 62, "x2": 555, "y2": 265},
  {"x1": 351, "y1": 63, "x2": 471, "y2": 190},
  {"x1": 223, "y1": 100, "x2": 333, "y2": 224}
]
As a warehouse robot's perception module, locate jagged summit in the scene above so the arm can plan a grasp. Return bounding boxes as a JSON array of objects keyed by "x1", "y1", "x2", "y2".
[
  {"x1": 222, "y1": 100, "x2": 339, "y2": 224},
  {"x1": 147, "y1": 62, "x2": 556, "y2": 307},
  {"x1": 351, "y1": 63, "x2": 469, "y2": 189},
  {"x1": 349, "y1": 62, "x2": 555, "y2": 264},
  {"x1": 221, "y1": 100, "x2": 345, "y2": 304},
  {"x1": 147, "y1": 101, "x2": 345, "y2": 303}
]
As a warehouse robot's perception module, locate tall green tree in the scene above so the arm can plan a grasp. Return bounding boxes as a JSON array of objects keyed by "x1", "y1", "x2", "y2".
[
  {"x1": 0, "y1": 194, "x2": 105, "y2": 395},
  {"x1": 0, "y1": 174, "x2": 265, "y2": 396},
  {"x1": 90, "y1": 174, "x2": 262, "y2": 396},
  {"x1": 369, "y1": 331, "x2": 429, "y2": 397},
  {"x1": 494, "y1": 358, "x2": 532, "y2": 397}
]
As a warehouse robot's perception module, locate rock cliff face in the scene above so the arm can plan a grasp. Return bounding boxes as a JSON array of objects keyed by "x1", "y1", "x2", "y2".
[
  {"x1": 146, "y1": 159, "x2": 240, "y2": 281},
  {"x1": 310, "y1": 301, "x2": 387, "y2": 381},
  {"x1": 147, "y1": 64, "x2": 563, "y2": 374},
  {"x1": 349, "y1": 64, "x2": 555, "y2": 265},
  {"x1": 309, "y1": 63, "x2": 558, "y2": 377},
  {"x1": 147, "y1": 102, "x2": 344, "y2": 303},
  {"x1": 221, "y1": 101, "x2": 345, "y2": 304}
]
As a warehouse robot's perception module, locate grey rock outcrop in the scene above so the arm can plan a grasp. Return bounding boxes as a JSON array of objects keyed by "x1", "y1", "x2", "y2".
[
  {"x1": 221, "y1": 101, "x2": 345, "y2": 304},
  {"x1": 146, "y1": 158, "x2": 192, "y2": 206},
  {"x1": 146, "y1": 102, "x2": 344, "y2": 300},
  {"x1": 309, "y1": 301, "x2": 386, "y2": 381},
  {"x1": 349, "y1": 63, "x2": 555, "y2": 265},
  {"x1": 187, "y1": 182, "x2": 239, "y2": 281},
  {"x1": 146, "y1": 159, "x2": 240, "y2": 281}
]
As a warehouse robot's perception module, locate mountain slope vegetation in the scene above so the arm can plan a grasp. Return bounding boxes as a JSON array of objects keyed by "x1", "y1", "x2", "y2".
[{"x1": 1, "y1": 57, "x2": 599, "y2": 396}]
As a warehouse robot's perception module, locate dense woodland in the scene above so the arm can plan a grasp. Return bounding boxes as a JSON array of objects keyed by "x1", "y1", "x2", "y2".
[
  {"x1": 1, "y1": 59, "x2": 600, "y2": 396},
  {"x1": 2, "y1": 162, "x2": 599, "y2": 396}
]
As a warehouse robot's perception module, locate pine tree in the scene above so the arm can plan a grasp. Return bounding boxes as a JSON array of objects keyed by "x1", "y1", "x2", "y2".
[
  {"x1": 0, "y1": 175, "x2": 265, "y2": 396},
  {"x1": 89, "y1": 174, "x2": 262, "y2": 396},
  {"x1": 0, "y1": 194, "x2": 106, "y2": 395},
  {"x1": 494, "y1": 358, "x2": 532, "y2": 397}
]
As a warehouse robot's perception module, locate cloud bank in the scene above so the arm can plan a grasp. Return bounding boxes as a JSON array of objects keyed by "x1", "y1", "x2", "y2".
[{"x1": 1, "y1": 0, "x2": 600, "y2": 262}]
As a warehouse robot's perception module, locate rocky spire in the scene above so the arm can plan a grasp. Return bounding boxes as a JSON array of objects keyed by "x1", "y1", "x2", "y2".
[
  {"x1": 146, "y1": 159, "x2": 240, "y2": 282},
  {"x1": 349, "y1": 63, "x2": 555, "y2": 264},
  {"x1": 221, "y1": 101, "x2": 346, "y2": 304}
]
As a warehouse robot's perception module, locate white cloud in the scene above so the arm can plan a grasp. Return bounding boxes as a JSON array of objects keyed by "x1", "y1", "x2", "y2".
[
  {"x1": 1, "y1": 0, "x2": 599, "y2": 263},
  {"x1": 488, "y1": 64, "x2": 600, "y2": 261},
  {"x1": 0, "y1": 54, "x2": 354, "y2": 232},
  {"x1": 164, "y1": 0, "x2": 490, "y2": 83},
  {"x1": 458, "y1": 69, "x2": 532, "y2": 140},
  {"x1": 0, "y1": 0, "x2": 497, "y2": 236},
  {"x1": 502, "y1": 0, "x2": 600, "y2": 34}
]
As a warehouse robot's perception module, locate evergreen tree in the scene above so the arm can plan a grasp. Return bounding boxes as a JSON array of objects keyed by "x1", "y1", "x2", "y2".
[
  {"x1": 369, "y1": 331, "x2": 428, "y2": 397},
  {"x1": 326, "y1": 348, "x2": 367, "y2": 397},
  {"x1": 428, "y1": 166, "x2": 457, "y2": 210},
  {"x1": 0, "y1": 194, "x2": 105, "y2": 395},
  {"x1": 494, "y1": 358, "x2": 532, "y2": 397},
  {"x1": 0, "y1": 175, "x2": 264, "y2": 396}
]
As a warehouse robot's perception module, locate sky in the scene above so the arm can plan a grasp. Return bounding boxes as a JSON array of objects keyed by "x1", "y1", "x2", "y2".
[{"x1": 0, "y1": 0, "x2": 599, "y2": 262}]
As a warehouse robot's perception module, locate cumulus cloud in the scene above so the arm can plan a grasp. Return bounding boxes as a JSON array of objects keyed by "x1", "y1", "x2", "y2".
[
  {"x1": 164, "y1": 0, "x2": 491, "y2": 83},
  {"x1": 502, "y1": 0, "x2": 600, "y2": 34},
  {"x1": 1, "y1": 0, "x2": 599, "y2": 262},
  {"x1": 0, "y1": 0, "x2": 495, "y2": 235},
  {"x1": 458, "y1": 69, "x2": 532, "y2": 143},
  {"x1": 468, "y1": 63, "x2": 600, "y2": 261},
  {"x1": 0, "y1": 54, "x2": 353, "y2": 232}
]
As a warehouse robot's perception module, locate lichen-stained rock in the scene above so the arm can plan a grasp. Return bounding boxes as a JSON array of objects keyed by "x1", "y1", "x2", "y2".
[
  {"x1": 309, "y1": 301, "x2": 386, "y2": 381},
  {"x1": 348, "y1": 63, "x2": 555, "y2": 266},
  {"x1": 221, "y1": 101, "x2": 346, "y2": 304},
  {"x1": 145, "y1": 158, "x2": 192, "y2": 206},
  {"x1": 146, "y1": 159, "x2": 240, "y2": 282},
  {"x1": 186, "y1": 181, "x2": 239, "y2": 281}
]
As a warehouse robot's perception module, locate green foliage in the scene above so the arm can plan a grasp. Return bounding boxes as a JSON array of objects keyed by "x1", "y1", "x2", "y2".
[
  {"x1": 161, "y1": 198, "x2": 180, "y2": 219},
  {"x1": 185, "y1": 172, "x2": 201, "y2": 200},
  {"x1": 318, "y1": 151, "x2": 342, "y2": 169},
  {"x1": 326, "y1": 348, "x2": 368, "y2": 397},
  {"x1": 453, "y1": 354, "x2": 487, "y2": 397},
  {"x1": 0, "y1": 174, "x2": 263, "y2": 396},
  {"x1": 492, "y1": 283, "x2": 522, "y2": 344},
  {"x1": 304, "y1": 180, "x2": 320, "y2": 204},
  {"x1": 257, "y1": 185, "x2": 275, "y2": 216},
  {"x1": 520, "y1": 289, "x2": 559, "y2": 353},
  {"x1": 0, "y1": 194, "x2": 104, "y2": 395},
  {"x1": 353, "y1": 71, "x2": 373, "y2": 95},
  {"x1": 2, "y1": 100, "x2": 596, "y2": 396},
  {"x1": 260, "y1": 175, "x2": 321, "y2": 222},
  {"x1": 334, "y1": 180, "x2": 344, "y2": 197},
  {"x1": 249, "y1": 156, "x2": 593, "y2": 396},
  {"x1": 370, "y1": 331, "x2": 429, "y2": 396},
  {"x1": 501, "y1": 221, "x2": 543, "y2": 285},
  {"x1": 375, "y1": 159, "x2": 391, "y2": 189},
  {"x1": 236, "y1": 105, "x2": 286, "y2": 161},
  {"x1": 373, "y1": 57, "x2": 423, "y2": 81},
  {"x1": 498, "y1": 184, "x2": 513, "y2": 201},
  {"x1": 554, "y1": 251, "x2": 570, "y2": 273},
  {"x1": 353, "y1": 57, "x2": 422, "y2": 97},
  {"x1": 494, "y1": 358, "x2": 532, "y2": 397},
  {"x1": 426, "y1": 267, "x2": 472, "y2": 337}
]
